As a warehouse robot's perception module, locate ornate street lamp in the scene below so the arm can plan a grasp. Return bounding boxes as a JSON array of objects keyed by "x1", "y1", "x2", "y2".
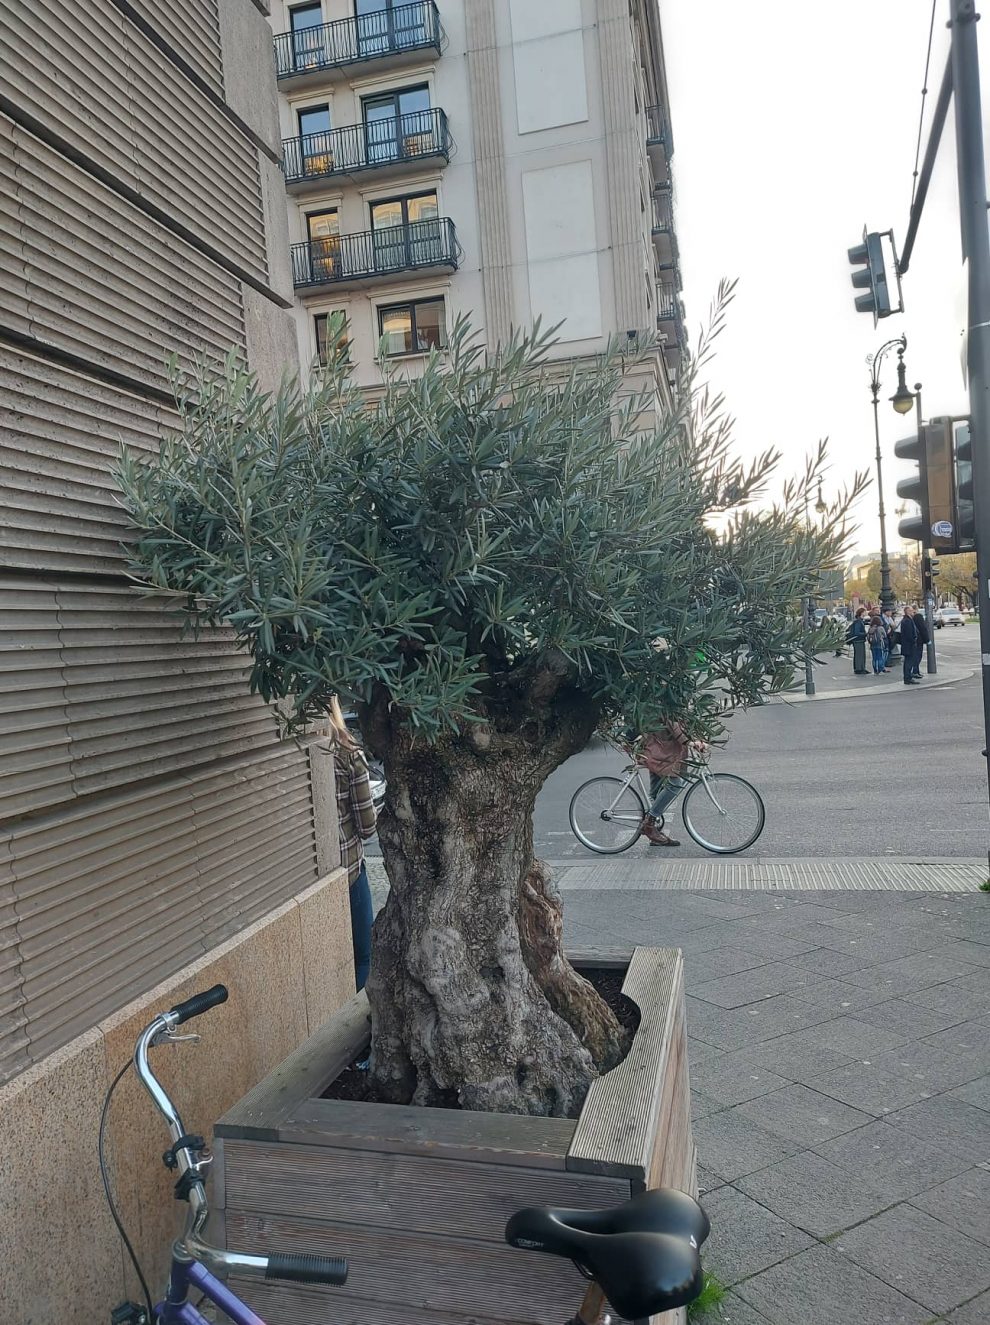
[{"x1": 867, "y1": 335, "x2": 912, "y2": 612}]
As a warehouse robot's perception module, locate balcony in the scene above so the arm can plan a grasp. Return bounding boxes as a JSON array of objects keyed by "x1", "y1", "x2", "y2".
[
  {"x1": 651, "y1": 188, "x2": 677, "y2": 264},
  {"x1": 290, "y1": 217, "x2": 459, "y2": 291},
  {"x1": 274, "y1": 1, "x2": 443, "y2": 88},
  {"x1": 645, "y1": 104, "x2": 672, "y2": 183},
  {"x1": 657, "y1": 281, "x2": 686, "y2": 369},
  {"x1": 282, "y1": 109, "x2": 451, "y2": 192}
]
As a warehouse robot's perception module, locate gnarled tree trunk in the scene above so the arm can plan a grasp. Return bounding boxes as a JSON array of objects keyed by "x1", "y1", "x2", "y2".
[{"x1": 364, "y1": 700, "x2": 628, "y2": 1117}]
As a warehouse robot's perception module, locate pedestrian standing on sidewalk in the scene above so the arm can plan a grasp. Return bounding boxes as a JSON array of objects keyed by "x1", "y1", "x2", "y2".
[
  {"x1": 914, "y1": 608, "x2": 930, "y2": 679},
  {"x1": 899, "y1": 606, "x2": 922, "y2": 685},
  {"x1": 848, "y1": 606, "x2": 869, "y2": 675},
  {"x1": 867, "y1": 612, "x2": 889, "y2": 675},
  {"x1": 327, "y1": 696, "x2": 377, "y2": 989}
]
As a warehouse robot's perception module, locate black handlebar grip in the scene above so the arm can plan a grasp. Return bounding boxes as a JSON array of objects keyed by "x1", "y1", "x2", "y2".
[
  {"x1": 169, "y1": 984, "x2": 229, "y2": 1026},
  {"x1": 265, "y1": 1253, "x2": 349, "y2": 1286}
]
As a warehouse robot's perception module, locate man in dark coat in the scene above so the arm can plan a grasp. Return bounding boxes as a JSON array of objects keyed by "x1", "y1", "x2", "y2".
[
  {"x1": 913, "y1": 608, "x2": 931, "y2": 678},
  {"x1": 900, "y1": 606, "x2": 921, "y2": 685}
]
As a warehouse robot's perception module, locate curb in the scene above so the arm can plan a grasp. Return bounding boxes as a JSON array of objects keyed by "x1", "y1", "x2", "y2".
[{"x1": 774, "y1": 664, "x2": 975, "y2": 703}]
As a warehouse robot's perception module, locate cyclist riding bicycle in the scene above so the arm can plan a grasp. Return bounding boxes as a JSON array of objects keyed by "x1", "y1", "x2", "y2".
[{"x1": 635, "y1": 724, "x2": 707, "y2": 848}]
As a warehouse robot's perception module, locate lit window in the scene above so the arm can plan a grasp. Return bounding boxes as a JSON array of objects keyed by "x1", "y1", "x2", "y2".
[
  {"x1": 314, "y1": 312, "x2": 350, "y2": 365},
  {"x1": 378, "y1": 298, "x2": 447, "y2": 356}
]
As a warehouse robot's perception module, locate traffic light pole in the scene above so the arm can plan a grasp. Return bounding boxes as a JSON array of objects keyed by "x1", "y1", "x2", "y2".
[{"x1": 950, "y1": 0, "x2": 990, "y2": 856}]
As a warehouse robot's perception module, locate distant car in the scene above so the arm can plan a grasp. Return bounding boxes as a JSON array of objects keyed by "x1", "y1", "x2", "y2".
[{"x1": 935, "y1": 606, "x2": 965, "y2": 628}]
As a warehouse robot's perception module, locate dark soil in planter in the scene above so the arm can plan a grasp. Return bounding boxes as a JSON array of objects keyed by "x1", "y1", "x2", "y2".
[{"x1": 323, "y1": 966, "x2": 641, "y2": 1107}]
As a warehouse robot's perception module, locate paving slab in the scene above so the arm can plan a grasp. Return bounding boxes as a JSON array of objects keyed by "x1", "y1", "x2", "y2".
[
  {"x1": 682, "y1": 946, "x2": 774, "y2": 985},
  {"x1": 699, "y1": 1185, "x2": 814, "y2": 1286},
  {"x1": 690, "y1": 1057, "x2": 791, "y2": 1109},
  {"x1": 840, "y1": 951, "x2": 979, "y2": 997},
  {"x1": 910, "y1": 1167, "x2": 990, "y2": 1249},
  {"x1": 948, "y1": 1289, "x2": 990, "y2": 1322},
  {"x1": 938, "y1": 939, "x2": 990, "y2": 968},
  {"x1": 782, "y1": 945, "x2": 866, "y2": 977},
  {"x1": 817, "y1": 1120, "x2": 972, "y2": 1201},
  {"x1": 906, "y1": 981, "x2": 990, "y2": 1018},
  {"x1": 690, "y1": 964, "x2": 824, "y2": 1009},
  {"x1": 734, "y1": 1242, "x2": 931, "y2": 1325},
  {"x1": 692, "y1": 1108, "x2": 804, "y2": 1183},
  {"x1": 853, "y1": 996, "x2": 976, "y2": 1039},
  {"x1": 811, "y1": 1042, "x2": 987, "y2": 1116},
  {"x1": 730, "y1": 1028, "x2": 858, "y2": 1083},
  {"x1": 948, "y1": 1077, "x2": 990, "y2": 1111},
  {"x1": 886, "y1": 1094, "x2": 990, "y2": 1163},
  {"x1": 833, "y1": 1203, "x2": 990, "y2": 1316},
  {"x1": 920, "y1": 1018, "x2": 990, "y2": 1075},
  {"x1": 692, "y1": 1291, "x2": 775, "y2": 1325},
  {"x1": 731, "y1": 1084, "x2": 874, "y2": 1148},
  {"x1": 736, "y1": 1149, "x2": 895, "y2": 1238}
]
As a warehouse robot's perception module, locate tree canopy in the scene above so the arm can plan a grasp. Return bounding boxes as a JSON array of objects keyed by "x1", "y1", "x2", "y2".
[{"x1": 117, "y1": 296, "x2": 863, "y2": 748}]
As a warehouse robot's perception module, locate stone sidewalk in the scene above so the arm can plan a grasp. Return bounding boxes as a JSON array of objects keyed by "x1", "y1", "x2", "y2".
[{"x1": 560, "y1": 875, "x2": 990, "y2": 1325}]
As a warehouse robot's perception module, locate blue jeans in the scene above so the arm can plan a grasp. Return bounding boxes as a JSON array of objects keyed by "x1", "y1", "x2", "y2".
[
  {"x1": 349, "y1": 861, "x2": 373, "y2": 991},
  {"x1": 648, "y1": 775, "x2": 688, "y2": 818},
  {"x1": 870, "y1": 643, "x2": 887, "y2": 673}
]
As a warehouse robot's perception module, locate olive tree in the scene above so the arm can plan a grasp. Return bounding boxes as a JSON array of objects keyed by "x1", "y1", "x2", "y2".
[{"x1": 117, "y1": 298, "x2": 860, "y2": 1117}]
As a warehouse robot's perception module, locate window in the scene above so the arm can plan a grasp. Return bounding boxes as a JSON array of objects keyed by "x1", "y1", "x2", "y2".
[
  {"x1": 297, "y1": 104, "x2": 333, "y2": 177},
  {"x1": 378, "y1": 298, "x2": 446, "y2": 356},
  {"x1": 370, "y1": 191, "x2": 440, "y2": 269},
  {"x1": 314, "y1": 312, "x2": 350, "y2": 365},
  {"x1": 290, "y1": 3, "x2": 324, "y2": 70},
  {"x1": 307, "y1": 209, "x2": 341, "y2": 281},
  {"x1": 363, "y1": 85, "x2": 432, "y2": 164},
  {"x1": 355, "y1": 0, "x2": 428, "y2": 56}
]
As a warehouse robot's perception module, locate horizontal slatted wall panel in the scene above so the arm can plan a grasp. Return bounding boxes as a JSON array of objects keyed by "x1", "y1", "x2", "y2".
[
  {"x1": 0, "y1": 580, "x2": 281, "y2": 823},
  {"x1": 0, "y1": 345, "x2": 174, "y2": 574},
  {"x1": 0, "y1": 0, "x2": 268, "y2": 284},
  {"x1": 0, "y1": 834, "x2": 29, "y2": 1081},
  {"x1": 0, "y1": 581, "x2": 73, "y2": 821},
  {"x1": 124, "y1": 0, "x2": 225, "y2": 97},
  {"x1": 8, "y1": 745, "x2": 319, "y2": 1065},
  {"x1": 0, "y1": 117, "x2": 246, "y2": 391}
]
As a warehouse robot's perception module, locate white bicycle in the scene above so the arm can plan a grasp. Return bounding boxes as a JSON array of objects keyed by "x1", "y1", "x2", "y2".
[{"x1": 569, "y1": 757, "x2": 765, "y2": 856}]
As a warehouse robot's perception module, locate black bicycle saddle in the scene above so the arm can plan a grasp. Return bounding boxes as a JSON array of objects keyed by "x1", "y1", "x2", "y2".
[{"x1": 505, "y1": 1188, "x2": 710, "y2": 1319}]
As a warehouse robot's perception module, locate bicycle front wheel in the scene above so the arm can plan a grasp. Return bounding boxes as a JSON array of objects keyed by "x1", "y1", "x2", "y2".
[
  {"x1": 682, "y1": 773, "x2": 765, "y2": 855},
  {"x1": 569, "y1": 776, "x2": 647, "y2": 854}
]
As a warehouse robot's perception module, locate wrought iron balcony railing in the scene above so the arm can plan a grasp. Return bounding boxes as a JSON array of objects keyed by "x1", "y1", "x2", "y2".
[
  {"x1": 656, "y1": 282, "x2": 686, "y2": 346},
  {"x1": 274, "y1": 1, "x2": 442, "y2": 80},
  {"x1": 645, "y1": 105, "x2": 672, "y2": 154},
  {"x1": 651, "y1": 190, "x2": 673, "y2": 234},
  {"x1": 290, "y1": 217, "x2": 459, "y2": 289},
  {"x1": 282, "y1": 109, "x2": 451, "y2": 184}
]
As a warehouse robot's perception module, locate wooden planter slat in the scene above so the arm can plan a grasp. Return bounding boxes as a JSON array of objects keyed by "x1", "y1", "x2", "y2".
[
  {"x1": 275, "y1": 1096, "x2": 579, "y2": 1167},
  {"x1": 567, "y1": 948, "x2": 682, "y2": 1182},
  {"x1": 222, "y1": 1138, "x2": 627, "y2": 1233},
  {"x1": 215, "y1": 947, "x2": 695, "y2": 1325}
]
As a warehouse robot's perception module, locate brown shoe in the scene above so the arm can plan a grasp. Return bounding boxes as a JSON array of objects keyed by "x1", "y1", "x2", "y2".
[{"x1": 639, "y1": 816, "x2": 680, "y2": 847}]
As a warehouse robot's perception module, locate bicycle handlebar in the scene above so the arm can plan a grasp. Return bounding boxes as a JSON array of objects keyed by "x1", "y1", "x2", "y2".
[
  {"x1": 265, "y1": 1253, "x2": 349, "y2": 1286},
  {"x1": 170, "y1": 983, "x2": 228, "y2": 1026}
]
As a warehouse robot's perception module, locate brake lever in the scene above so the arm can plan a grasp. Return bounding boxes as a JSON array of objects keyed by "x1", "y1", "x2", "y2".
[{"x1": 151, "y1": 1028, "x2": 202, "y2": 1048}]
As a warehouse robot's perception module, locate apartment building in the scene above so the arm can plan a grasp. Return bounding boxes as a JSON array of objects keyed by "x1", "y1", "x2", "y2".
[
  {"x1": 267, "y1": 0, "x2": 685, "y2": 404},
  {"x1": 0, "y1": 3, "x2": 353, "y2": 1319}
]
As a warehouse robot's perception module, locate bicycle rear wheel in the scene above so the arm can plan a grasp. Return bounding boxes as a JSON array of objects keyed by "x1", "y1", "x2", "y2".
[
  {"x1": 569, "y1": 776, "x2": 647, "y2": 854},
  {"x1": 681, "y1": 773, "x2": 765, "y2": 855}
]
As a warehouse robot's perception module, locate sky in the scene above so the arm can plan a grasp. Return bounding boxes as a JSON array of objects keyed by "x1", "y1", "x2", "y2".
[{"x1": 660, "y1": 0, "x2": 988, "y2": 556}]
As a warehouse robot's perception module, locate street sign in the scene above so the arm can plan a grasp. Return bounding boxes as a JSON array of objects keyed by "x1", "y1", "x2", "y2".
[{"x1": 932, "y1": 519, "x2": 954, "y2": 538}]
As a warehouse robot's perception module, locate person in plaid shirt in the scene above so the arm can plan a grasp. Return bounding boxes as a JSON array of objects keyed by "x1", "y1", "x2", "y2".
[{"x1": 328, "y1": 697, "x2": 378, "y2": 989}]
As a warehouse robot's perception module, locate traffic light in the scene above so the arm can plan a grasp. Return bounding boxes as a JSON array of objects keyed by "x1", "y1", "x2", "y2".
[
  {"x1": 954, "y1": 419, "x2": 976, "y2": 549},
  {"x1": 848, "y1": 230, "x2": 892, "y2": 324},
  {"x1": 929, "y1": 556, "x2": 941, "y2": 577},
  {"x1": 895, "y1": 429, "x2": 929, "y2": 543},
  {"x1": 896, "y1": 416, "x2": 975, "y2": 554}
]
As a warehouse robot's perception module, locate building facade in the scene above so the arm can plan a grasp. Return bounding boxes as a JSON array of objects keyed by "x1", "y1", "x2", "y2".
[
  {"x1": 267, "y1": 0, "x2": 684, "y2": 403},
  {"x1": 0, "y1": 3, "x2": 353, "y2": 1319}
]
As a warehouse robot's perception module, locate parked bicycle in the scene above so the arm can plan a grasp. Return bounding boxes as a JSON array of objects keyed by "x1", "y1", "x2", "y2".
[
  {"x1": 103, "y1": 985, "x2": 349, "y2": 1325},
  {"x1": 506, "y1": 1187, "x2": 710, "y2": 1321},
  {"x1": 569, "y1": 749, "x2": 765, "y2": 855}
]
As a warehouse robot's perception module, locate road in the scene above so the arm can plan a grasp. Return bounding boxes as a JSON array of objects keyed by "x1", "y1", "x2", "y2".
[
  {"x1": 534, "y1": 626, "x2": 988, "y2": 861},
  {"x1": 364, "y1": 628, "x2": 988, "y2": 864}
]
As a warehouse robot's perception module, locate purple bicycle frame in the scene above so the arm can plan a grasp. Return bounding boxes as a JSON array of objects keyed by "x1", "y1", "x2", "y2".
[{"x1": 157, "y1": 1255, "x2": 266, "y2": 1325}]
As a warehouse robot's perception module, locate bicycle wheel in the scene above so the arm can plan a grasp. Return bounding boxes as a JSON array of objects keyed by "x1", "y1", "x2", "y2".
[
  {"x1": 569, "y1": 776, "x2": 648, "y2": 854},
  {"x1": 681, "y1": 773, "x2": 765, "y2": 855}
]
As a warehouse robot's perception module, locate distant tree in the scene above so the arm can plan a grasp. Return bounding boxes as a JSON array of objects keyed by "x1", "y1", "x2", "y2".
[
  {"x1": 937, "y1": 552, "x2": 978, "y2": 606},
  {"x1": 117, "y1": 297, "x2": 864, "y2": 1117}
]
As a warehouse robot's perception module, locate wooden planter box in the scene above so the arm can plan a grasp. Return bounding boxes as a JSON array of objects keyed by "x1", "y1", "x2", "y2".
[{"x1": 214, "y1": 947, "x2": 696, "y2": 1325}]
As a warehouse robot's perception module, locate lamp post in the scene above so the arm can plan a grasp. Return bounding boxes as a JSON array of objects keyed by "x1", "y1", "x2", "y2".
[{"x1": 868, "y1": 335, "x2": 915, "y2": 614}]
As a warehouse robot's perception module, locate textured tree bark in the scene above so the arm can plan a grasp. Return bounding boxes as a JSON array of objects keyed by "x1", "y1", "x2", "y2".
[{"x1": 364, "y1": 701, "x2": 628, "y2": 1117}]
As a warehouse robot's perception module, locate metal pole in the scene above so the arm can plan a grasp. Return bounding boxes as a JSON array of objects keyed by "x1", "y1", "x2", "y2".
[
  {"x1": 804, "y1": 593, "x2": 816, "y2": 696},
  {"x1": 869, "y1": 348, "x2": 900, "y2": 613},
  {"x1": 915, "y1": 381, "x2": 938, "y2": 674},
  {"x1": 950, "y1": 0, "x2": 990, "y2": 860}
]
